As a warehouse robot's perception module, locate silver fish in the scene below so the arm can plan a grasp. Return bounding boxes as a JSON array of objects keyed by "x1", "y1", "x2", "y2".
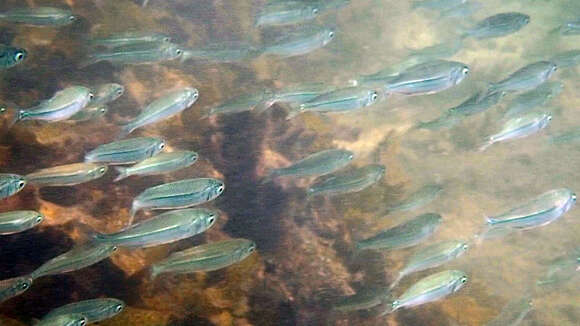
[
  {"x1": 550, "y1": 49, "x2": 580, "y2": 68},
  {"x1": 114, "y1": 150, "x2": 198, "y2": 182},
  {"x1": 181, "y1": 42, "x2": 262, "y2": 64},
  {"x1": 0, "y1": 276, "x2": 32, "y2": 303},
  {"x1": 91, "y1": 83, "x2": 124, "y2": 106},
  {"x1": 447, "y1": 90, "x2": 506, "y2": 117},
  {"x1": 0, "y1": 7, "x2": 77, "y2": 26},
  {"x1": 439, "y1": 1, "x2": 482, "y2": 18},
  {"x1": 119, "y1": 87, "x2": 198, "y2": 138},
  {"x1": 416, "y1": 112, "x2": 462, "y2": 130},
  {"x1": 201, "y1": 91, "x2": 272, "y2": 118},
  {"x1": 262, "y1": 26, "x2": 335, "y2": 57},
  {"x1": 485, "y1": 297, "x2": 534, "y2": 326},
  {"x1": 504, "y1": 82, "x2": 563, "y2": 118},
  {"x1": 0, "y1": 210, "x2": 44, "y2": 235},
  {"x1": 356, "y1": 213, "x2": 442, "y2": 251},
  {"x1": 37, "y1": 314, "x2": 87, "y2": 326},
  {"x1": 131, "y1": 178, "x2": 224, "y2": 218},
  {"x1": 83, "y1": 41, "x2": 183, "y2": 67},
  {"x1": 89, "y1": 32, "x2": 171, "y2": 48},
  {"x1": 463, "y1": 12, "x2": 530, "y2": 39},
  {"x1": 387, "y1": 184, "x2": 443, "y2": 212},
  {"x1": 25, "y1": 163, "x2": 108, "y2": 187},
  {"x1": 412, "y1": 0, "x2": 466, "y2": 10},
  {"x1": 95, "y1": 208, "x2": 217, "y2": 248},
  {"x1": 0, "y1": 44, "x2": 27, "y2": 69},
  {"x1": 265, "y1": 149, "x2": 354, "y2": 181},
  {"x1": 150, "y1": 238, "x2": 256, "y2": 278},
  {"x1": 84, "y1": 137, "x2": 166, "y2": 165},
  {"x1": 256, "y1": 1, "x2": 320, "y2": 27},
  {"x1": 45, "y1": 298, "x2": 125, "y2": 324},
  {"x1": 332, "y1": 287, "x2": 391, "y2": 312},
  {"x1": 384, "y1": 60, "x2": 470, "y2": 96},
  {"x1": 307, "y1": 164, "x2": 385, "y2": 197},
  {"x1": 488, "y1": 61, "x2": 557, "y2": 94},
  {"x1": 10, "y1": 86, "x2": 93, "y2": 127},
  {"x1": 555, "y1": 18, "x2": 580, "y2": 35},
  {"x1": 479, "y1": 111, "x2": 552, "y2": 151},
  {"x1": 0, "y1": 173, "x2": 27, "y2": 200},
  {"x1": 68, "y1": 105, "x2": 108, "y2": 122},
  {"x1": 384, "y1": 270, "x2": 468, "y2": 314},
  {"x1": 537, "y1": 248, "x2": 580, "y2": 286},
  {"x1": 287, "y1": 87, "x2": 379, "y2": 119},
  {"x1": 389, "y1": 240, "x2": 469, "y2": 289},
  {"x1": 30, "y1": 242, "x2": 117, "y2": 279}
]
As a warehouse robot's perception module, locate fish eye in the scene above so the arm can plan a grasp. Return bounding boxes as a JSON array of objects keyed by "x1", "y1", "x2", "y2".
[
  {"x1": 193, "y1": 92, "x2": 199, "y2": 99},
  {"x1": 159, "y1": 143, "x2": 166, "y2": 150},
  {"x1": 348, "y1": 154, "x2": 354, "y2": 160},
  {"x1": 17, "y1": 180, "x2": 26, "y2": 189},
  {"x1": 116, "y1": 89, "x2": 123, "y2": 96},
  {"x1": 79, "y1": 318, "x2": 86, "y2": 326},
  {"x1": 176, "y1": 49, "x2": 183, "y2": 56},
  {"x1": 248, "y1": 245, "x2": 256, "y2": 253},
  {"x1": 112, "y1": 246, "x2": 118, "y2": 251},
  {"x1": 547, "y1": 115, "x2": 552, "y2": 121},
  {"x1": 115, "y1": 304, "x2": 123, "y2": 312},
  {"x1": 572, "y1": 193, "x2": 577, "y2": 201},
  {"x1": 14, "y1": 52, "x2": 25, "y2": 61},
  {"x1": 0, "y1": 107, "x2": 6, "y2": 114},
  {"x1": 20, "y1": 282, "x2": 29, "y2": 290},
  {"x1": 462, "y1": 67, "x2": 469, "y2": 75},
  {"x1": 460, "y1": 277, "x2": 468, "y2": 284},
  {"x1": 69, "y1": 15, "x2": 77, "y2": 21},
  {"x1": 553, "y1": 65, "x2": 558, "y2": 71},
  {"x1": 100, "y1": 107, "x2": 107, "y2": 113},
  {"x1": 88, "y1": 93, "x2": 95, "y2": 100},
  {"x1": 328, "y1": 31, "x2": 335, "y2": 38},
  {"x1": 163, "y1": 37, "x2": 171, "y2": 43},
  {"x1": 208, "y1": 215, "x2": 215, "y2": 224},
  {"x1": 98, "y1": 167, "x2": 106, "y2": 174},
  {"x1": 217, "y1": 185, "x2": 224, "y2": 194},
  {"x1": 462, "y1": 244, "x2": 469, "y2": 250},
  {"x1": 370, "y1": 91, "x2": 378, "y2": 102},
  {"x1": 35, "y1": 215, "x2": 43, "y2": 224},
  {"x1": 312, "y1": 8, "x2": 319, "y2": 15}
]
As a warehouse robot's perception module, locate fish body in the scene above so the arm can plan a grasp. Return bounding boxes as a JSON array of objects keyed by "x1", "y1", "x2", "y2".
[
  {"x1": 0, "y1": 44, "x2": 27, "y2": 69},
  {"x1": 89, "y1": 32, "x2": 171, "y2": 48},
  {"x1": 30, "y1": 243, "x2": 117, "y2": 279},
  {"x1": 480, "y1": 111, "x2": 552, "y2": 151},
  {"x1": 181, "y1": 42, "x2": 262, "y2": 63},
  {"x1": 262, "y1": 27, "x2": 335, "y2": 57},
  {"x1": 307, "y1": 164, "x2": 385, "y2": 197},
  {"x1": 151, "y1": 238, "x2": 256, "y2": 278},
  {"x1": 504, "y1": 82, "x2": 563, "y2": 118},
  {"x1": 416, "y1": 112, "x2": 461, "y2": 130},
  {"x1": 256, "y1": 1, "x2": 319, "y2": 27},
  {"x1": 489, "y1": 61, "x2": 557, "y2": 94},
  {"x1": 25, "y1": 163, "x2": 108, "y2": 186},
  {"x1": 120, "y1": 87, "x2": 198, "y2": 137},
  {"x1": 287, "y1": 87, "x2": 379, "y2": 119},
  {"x1": 256, "y1": 83, "x2": 334, "y2": 114},
  {"x1": 69, "y1": 105, "x2": 108, "y2": 122},
  {"x1": 556, "y1": 18, "x2": 580, "y2": 35},
  {"x1": 384, "y1": 60, "x2": 469, "y2": 95},
  {"x1": 45, "y1": 298, "x2": 125, "y2": 324},
  {"x1": 439, "y1": 1, "x2": 482, "y2": 18},
  {"x1": 203, "y1": 91, "x2": 272, "y2": 118},
  {"x1": 412, "y1": 0, "x2": 466, "y2": 10},
  {"x1": 84, "y1": 137, "x2": 166, "y2": 165},
  {"x1": 0, "y1": 7, "x2": 77, "y2": 26},
  {"x1": 332, "y1": 287, "x2": 391, "y2": 312},
  {"x1": 388, "y1": 184, "x2": 443, "y2": 212},
  {"x1": 114, "y1": 150, "x2": 197, "y2": 181},
  {"x1": 0, "y1": 210, "x2": 43, "y2": 235},
  {"x1": 83, "y1": 41, "x2": 182, "y2": 66},
  {"x1": 95, "y1": 208, "x2": 217, "y2": 248},
  {"x1": 37, "y1": 314, "x2": 87, "y2": 326},
  {"x1": 537, "y1": 249, "x2": 580, "y2": 286},
  {"x1": 485, "y1": 297, "x2": 534, "y2": 326},
  {"x1": 91, "y1": 83, "x2": 124, "y2": 106},
  {"x1": 550, "y1": 50, "x2": 580, "y2": 68},
  {"x1": 131, "y1": 178, "x2": 224, "y2": 217},
  {"x1": 486, "y1": 188, "x2": 576, "y2": 230},
  {"x1": 448, "y1": 90, "x2": 506, "y2": 117},
  {"x1": 0, "y1": 276, "x2": 32, "y2": 303},
  {"x1": 0, "y1": 173, "x2": 27, "y2": 199},
  {"x1": 356, "y1": 213, "x2": 442, "y2": 251},
  {"x1": 267, "y1": 149, "x2": 354, "y2": 180},
  {"x1": 463, "y1": 12, "x2": 530, "y2": 39}
]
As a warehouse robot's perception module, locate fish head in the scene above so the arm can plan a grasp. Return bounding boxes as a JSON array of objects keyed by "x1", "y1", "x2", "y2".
[
  {"x1": 101, "y1": 298, "x2": 126, "y2": 317},
  {"x1": 70, "y1": 314, "x2": 88, "y2": 326},
  {"x1": 185, "y1": 151, "x2": 199, "y2": 164},
  {"x1": 364, "y1": 90, "x2": 380, "y2": 106},
  {"x1": 303, "y1": 5, "x2": 320, "y2": 19},
  {"x1": 5, "y1": 47, "x2": 27, "y2": 67},
  {"x1": 520, "y1": 14, "x2": 531, "y2": 26},
  {"x1": 450, "y1": 270, "x2": 469, "y2": 293},
  {"x1": 340, "y1": 149, "x2": 355, "y2": 162},
  {"x1": 151, "y1": 139, "x2": 167, "y2": 156},
  {"x1": 31, "y1": 212, "x2": 44, "y2": 227},
  {"x1": 200, "y1": 209, "x2": 219, "y2": 230},
  {"x1": 1, "y1": 276, "x2": 33, "y2": 300},
  {"x1": 93, "y1": 165, "x2": 108, "y2": 178},
  {"x1": 452, "y1": 64, "x2": 470, "y2": 85},
  {"x1": 547, "y1": 62, "x2": 558, "y2": 77},
  {"x1": 208, "y1": 179, "x2": 225, "y2": 200},
  {"x1": 108, "y1": 83, "x2": 125, "y2": 101},
  {"x1": 97, "y1": 105, "x2": 108, "y2": 117},
  {"x1": 321, "y1": 28, "x2": 336, "y2": 46},
  {"x1": 10, "y1": 175, "x2": 27, "y2": 194},
  {"x1": 244, "y1": 240, "x2": 257, "y2": 258},
  {"x1": 183, "y1": 87, "x2": 200, "y2": 107},
  {"x1": 163, "y1": 44, "x2": 184, "y2": 60}
]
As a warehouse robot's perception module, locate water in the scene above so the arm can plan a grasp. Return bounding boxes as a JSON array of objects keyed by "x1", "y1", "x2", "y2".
[{"x1": 0, "y1": 0, "x2": 579, "y2": 325}]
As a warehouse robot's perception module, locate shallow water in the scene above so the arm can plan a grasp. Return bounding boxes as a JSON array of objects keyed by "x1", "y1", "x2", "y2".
[{"x1": 0, "y1": 0, "x2": 579, "y2": 325}]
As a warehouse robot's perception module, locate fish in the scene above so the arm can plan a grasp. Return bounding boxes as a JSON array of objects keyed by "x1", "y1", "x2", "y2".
[
  {"x1": 9, "y1": 86, "x2": 94, "y2": 127},
  {"x1": 332, "y1": 287, "x2": 391, "y2": 312},
  {"x1": 447, "y1": 90, "x2": 506, "y2": 117},
  {"x1": 114, "y1": 150, "x2": 198, "y2": 182},
  {"x1": 554, "y1": 18, "x2": 580, "y2": 35},
  {"x1": 0, "y1": 44, "x2": 27, "y2": 69},
  {"x1": 0, "y1": 210, "x2": 44, "y2": 235},
  {"x1": 416, "y1": 112, "x2": 461, "y2": 130},
  {"x1": 406, "y1": 39, "x2": 464, "y2": 62},
  {"x1": 94, "y1": 208, "x2": 217, "y2": 248},
  {"x1": 389, "y1": 240, "x2": 469, "y2": 289},
  {"x1": 356, "y1": 213, "x2": 442, "y2": 251},
  {"x1": 150, "y1": 238, "x2": 256, "y2": 278},
  {"x1": 265, "y1": 149, "x2": 354, "y2": 181},
  {"x1": 180, "y1": 42, "x2": 262, "y2": 64},
  {"x1": 0, "y1": 173, "x2": 27, "y2": 200},
  {"x1": 479, "y1": 111, "x2": 552, "y2": 151},
  {"x1": 485, "y1": 297, "x2": 534, "y2": 326},
  {"x1": 44, "y1": 298, "x2": 125, "y2": 324},
  {"x1": 30, "y1": 242, "x2": 117, "y2": 279},
  {"x1": 484, "y1": 188, "x2": 576, "y2": 231},
  {"x1": 88, "y1": 32, "x2": 172, "y2": 48},
  {"x1": 68, "y1": 105, "x2": 108, "y2": 122},
  {"x1": 488, "y1": 61, "x2": 557, "y2": 94},
  {"x1": 119, "y1": 87, "x2": 198, "y2": 138},
  {"x1": 262, "y1": 26, "x2": 335, "y2": 57},
  {"x1": 384, "y1": 60, "x2": 470, "y2": 96},
  {"x1": 37, "y1": 314, "x2": 87, "y2": 326},
  {"x1": 201, "y1": 91, "x2": 272, "y2": 119},
  {"x1": 550, "y1": 49, "x2": 580, "y2": 68},
  {"x1": 383, "y1": 270, "x2": 468, "y2": 314},
  {"x1": 0, "y1": 276, "x2": 32, "y2": 303},
  {"x1": 462, "y1": 12, "x2": 530, "y2": 39},
  {"x1": 25, "y1": 163, "x2": 108, "y2": 187},
  {"x1": 549, "y1": 128, "x2": 580, "y2": 144},
  {"x1": 0, "y1": 7, "x2": 77, "y2": 26},
  {"x1": 82, "y1": 41, "x2": 183, "y2": 67},
  {"x1": 537, "y1": 248, "x2": 580, "y2": 286},
  {"x1": 503, "y1": 82, "x2": 563, "y2": 118},
  {"x1": 84, "y1": 137, "x2": 166, "y2": 165},
  {"x1": 412, "y1": 0, "x2": 466, "y2": 10},
  {"x1": 387, "y1": 183, "x2": 443, "y2": 213},
  {"x1": 307, "y1": 164, "x2": 385, "y2": 197},
  {"x1": 286, "y1": 87, "x2": 379, "y2": 119},
  {"x1": 259, "y1": 83, "x2": 336, "y2": 113},
  {"x1": 439, "y1": 1, "x2": 482, "y2": 18},
  {"x1": 131, "y1": 178, "x2": 225, "y2": 218},
  {"x1": 91, "y1": 83, "x2": 124, "y2": 106},
  {"x1": 256, "y1": 1, "x2": 320, "y2": 27}
]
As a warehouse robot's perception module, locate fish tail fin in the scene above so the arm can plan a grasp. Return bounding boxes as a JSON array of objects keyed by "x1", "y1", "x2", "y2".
[
  {"x1": 128, "y1": 203, "x2": 140, "y2": 225},
  {"x1": 199, "y1": 111, "x2": 211, "y2": 120},
  {"x1": 378, "y1": 303, "x2": 396, "y2": 316},
  {"x1": 5, "y1": 109, "x2": 24, "y2": 130},
  {"x1": 150, "y1": 265, "x2": 161, "y2": 280},
  {"x1": 253, "y1": 98, "x2": 276, "y2": 114},
  {"x1": 286, "y1": 103, "x2": 304, "y2": 120},
  {"x1": 261, "y1": 169, "x2": 281, "y2": 184},
  {"x1": 116, "y1": 123, "x2": 133, "y2": 140},
  {"x1": 113, "y1": 167, "x2": 129, "y2": 182},
  {"x1": 78, "y1": 54, "x2": 100, "y2": 69},
  {"x1": 388, "y1": 274, "x2": 403, "y2": 290},
  {"x1": 478, "y1": 139, "x2": 493, "y2": 152}
]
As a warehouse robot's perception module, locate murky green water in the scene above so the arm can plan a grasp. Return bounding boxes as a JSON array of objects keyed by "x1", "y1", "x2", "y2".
[{"x1": 0, "y1": 0, "x2": 578, "y2": 325}]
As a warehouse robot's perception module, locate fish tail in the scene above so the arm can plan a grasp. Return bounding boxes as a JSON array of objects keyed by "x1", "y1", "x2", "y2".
[
  {"x1": 285, "y1": 104, "x2": 304, "y2": 120},
  {"x1": 150, "y1": 265, "x2": 160, "y2": 280},
  {"x1": 199, "y1": 111, "x2": 211, "y2": 120},
  {"x1": 388, "y1": 274, "x2": 403, "y2": 290},
  {"x1": 78, "y1": 54, "x2": 100, "y2": 68},
  {"x1": 116, "y1": 123, "x2": 133, "y2": 140},
  {"x1": 378, "y1": 303, "x2": 396, "y2": 316},
  {"x1": 128, "y1": 202, "x2": 140, "y2": 225},
  {"x1": 261, "y1": 169, "x2": 280, "y2": 184},
  {"x1": 113, "y1": 167, "x2": 129, "y2": 182},
  {"x1": 253, "y1": 98, "x2": 276, "y2": 114},
  {"x1": 5, "y1": 109, "x2": 24, "y2": 130},
  {"x1": 478, "y1": 139, "x2": 493, "y2": 152}
]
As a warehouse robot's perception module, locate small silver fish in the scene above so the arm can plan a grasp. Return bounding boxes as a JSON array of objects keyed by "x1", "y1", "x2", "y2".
[
  {"x1": 181, "y1": 42, "x2": 262, "y2": 64},
  {"x1": 463, "y1": 12, "x2": 530, "y2": 39},
  {"x1": 0, "y1": 44, "x2": 27, "y2": 69},
  {"x1": 262, "y1": 26, "x2": 335, "y2": 57},
  {"x1": 95, "y1": 208, "x2": 217, "y2": 248},
  {"x1": 550, "y1": 50, "x2": 580, "y2": 68},
  {"x1": 37, "y1": 313, "x2": 87, "y2": 326},
  {"x1": 119, "y1": 87, "x2": 198, "y2": 138},
  {"x1": 416, "y1": 112, "x2": 461, "y2": 130},
  {"x1": 68, "y1": 105, "x2": 108, "y2": 122},
  {"x1": 256, "y1": 1, "x2": 320, "y2": 27},
  {"x1": 384, "y1": 60, "x2": 470, "y2": 96},
  {"x1": 201, "y1": 91, "x2": 272, "y2": 119},
  {"x1": 287, "y1": 87, "x2": 379, "y2": 119},
  {"x1": 488, "y1": 61, "x2": 557, "y2": 94},
  {"x1": 412, "y1": 0, "x2": 466, "y2": 10},
  {"x1": 30, "y1": 242, "x2": 117, "y2": 279},
  {"x1": 447, "y1": 90, "x2": 506, "y2": 117},
  {"x1": 0, "y1": 276, "x2": 32, "y2": 303},
  {"x1": 89, "y1": 32, "x2": 171, "y2": 48},
  {"x1": 0, "y1": 7, "x2": 77, "y2": 27},
  {"x1": 114, "y1": 150, "x2": 198, "y2": 182},
  {"x1": 91, "y1": 83, "x2": 124, "y2": 106},
  {"x1": 259, "y1": 83, "x2": 336, "y2": 114},
  {"x1": 503, "y1": 82, "x2": 563, "y2": 118},
  {"x1": 387, "y1": 183, "x2": 443, "y2": 213},
  {"x1": 332, "y1": 287, "x2": 391, "y2": 312},
  {"x1": 25, "y1": 163, "x2": 108, "y2": 187},
  {"x1": 150, "y1": 238, "x2": 256, "y2": 278},
  {"x1": 307, "y1": 164, "x2": 385, "y2": 197},
  {"x1": 83, "y1": 41, "x2": 183, "y2": 67},
  {"x1": 0, "y1": 173, "x2": 27, "y2": 200},
  {"x1": 265, "y1": 149, "x2": 354, "y2": 181},
  {"x1": 44, "y1": 298, "x2": 125, "y2": 324},
  {"x1": 485, "y1": 297, "x2": 534, "y2": 326},
  {"x1": 131, "y1": 178, "x2": 225, "y2": 218},
  {"x1": 0, "y1": 210, "x2": 44, "y2": 235},
  {"x1": 84, "y1": 137, "x2": 166, "y2": 165},
  {"x1": 554, "y1": 18, "x2": 580, "y2": 35},
  {"x1": 479, "y1": 112, "x2": 552, "y2": 151},
  {"x1": 439, "y1": 1, "x2": 482, "y2": 18},
  {"x1": 537, "y1": 248, "x2": 580, "y2": 286}
]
